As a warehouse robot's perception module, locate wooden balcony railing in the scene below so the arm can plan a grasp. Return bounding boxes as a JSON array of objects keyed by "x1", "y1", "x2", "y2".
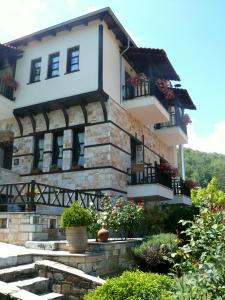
[
  {"x1": 172, "y1": 178, "x2": 191, "y2": 197},
  {"x1": 127, "y1": 164, "x2": 172, "y2": 189},
  {"x1": 123, "y1": 81, "x2": 150, "y2": 100},
  {"x1": 123, "y1": 80, "x2": 169, "y2": 111},
  {"x1": 0, "y1": 79, "x2": 14, "y2": 101},
  {"x1": 154, "y1": 111, "x2": 187, "y2": 135},
  {"x1": 0, "y1": 180, "x2": 104, "y2": 212}
]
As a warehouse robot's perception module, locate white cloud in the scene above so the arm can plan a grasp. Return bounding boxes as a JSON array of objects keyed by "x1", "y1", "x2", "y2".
[
  {"x1": 64, "y1": 0, "x2": 76, "y2": 8},
  {"x1": 187, "y1": 121, "x2": 225, "y2": 154},
  {"x1": 0, "y1": 0, "x2": 47, "y2": 42}
]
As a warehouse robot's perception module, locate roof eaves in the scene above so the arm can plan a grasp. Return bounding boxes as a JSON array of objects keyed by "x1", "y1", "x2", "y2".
[{"x1": 5, "y1": 7, "x2": 136, "y2": 48}]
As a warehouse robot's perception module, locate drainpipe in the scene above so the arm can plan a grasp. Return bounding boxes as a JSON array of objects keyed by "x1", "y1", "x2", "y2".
[
  {"x1": 179, "y1": 144, "x2": 185, "y2": 180},
  {"x1": 120, "y1": 37, "x2": 130, "y2": 103}
]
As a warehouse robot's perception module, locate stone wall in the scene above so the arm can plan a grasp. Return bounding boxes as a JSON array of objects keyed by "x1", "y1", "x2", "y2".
[
  {"x1": 30, "y1": 239, "x2": 141, "y2": 276},
  {"x1": 0, "y1": 213, "x2": 64, "y2": 245},
  {"x1": 0, "y1": 168, "x2": 20, "y2": 184},
  {"x1": 35, "y1": 260, "x2": 105, "y2": 300},
  {"x1": 0, "y1": 98, "x2": 176, "y2": 195}
]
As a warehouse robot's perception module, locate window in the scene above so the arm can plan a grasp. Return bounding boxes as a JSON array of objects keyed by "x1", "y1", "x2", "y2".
[
  {"x1": 73, "y1": 130, "x2": 84, "y2": 167},
  {"x1": 52, "y1": 132, "x2": 63, "y2": 169},
  {"x1": 30, "y1": 58, "x2": 41, "y2": 83},
  {"x1": 34, "y1": 135, "x2": 44, "y2": 169},
  {"x1": 47, "y1": 52, "x2": 60, "y2": 78},
  {"x1": 0, "y1": 218, "x2": 8, "y2": 229},
  {"x1": 66, "y1": 46, "x2": 79, "y2": 73}
]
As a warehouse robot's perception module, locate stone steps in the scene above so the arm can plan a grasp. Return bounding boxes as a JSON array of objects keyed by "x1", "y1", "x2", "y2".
[
  {"x1": 10, "y1": 289, "x2": 64, "y2": 300},
  {"x1": 0, "y1": 263, "x2": 36, "y2": 282},
  {"x1": 9, "y1": 276, "x2": 50, "y2": 294},
  {"x1": 0, "y1": 254, "x2": 33, "y2": 269},
  {"x1": 0, "y1": 263, "x2": 64, "y2": 299},
  {"x1": 38, "y1": 292, "x2": 65, "y2": 299}
]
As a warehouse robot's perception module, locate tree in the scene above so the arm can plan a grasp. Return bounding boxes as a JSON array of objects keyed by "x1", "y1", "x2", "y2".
[{"x1": 191, "y1": 177, "x2": 225, "y2": 208}]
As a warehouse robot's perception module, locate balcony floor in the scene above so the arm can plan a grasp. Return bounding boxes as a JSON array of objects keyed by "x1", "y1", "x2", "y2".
[
  {"x1": 127, "y1": 183, "x2": 174, "y2": 201},
  {"x1": 155, "y1": 126, "x2": 188, "y2": 145},
  {"x1": 123, "y1": 95, "x2": 170, "y2": 125}
]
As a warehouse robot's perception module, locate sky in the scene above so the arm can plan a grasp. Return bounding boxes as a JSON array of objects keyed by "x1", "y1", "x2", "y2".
[{"x1": 1, "y1": 0, "x2": 225, "y2": 154}]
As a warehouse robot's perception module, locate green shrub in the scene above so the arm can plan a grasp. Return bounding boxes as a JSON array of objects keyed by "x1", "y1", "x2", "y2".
[
  {"x1": 140, "y1": 204, "x2": 198, "y2": 236},
  {"x1": 132, "y1": 233, "x2": 177, "y2": 273},
  {"x1": 61, "y1": 202, "x2": 92, "y2": 229},
  {"x1": 84, "y1": 270, "x2": 176, "y2": 300},
  {"x1": 173, "y1": 207, "x2": 225, "y2": 298}
]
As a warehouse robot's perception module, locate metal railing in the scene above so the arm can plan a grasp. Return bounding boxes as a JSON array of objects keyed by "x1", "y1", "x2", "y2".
[
  {"x1": 154, "y1": 111, "x2": 187, "y2": 134},
  {"x1": 172, "y1": 178, "x2": 191, "y2": 197},
  {"x1": 127, "y1": 164, "x2": 172, "y2": 189},
  {"x1": 0, "y1": 180, "x2": 104, "y2": 212},
  {"x1": 0, "y1": 79, "x2": 14, "y2": 100},
  {"x1": 127, "y1": 164, "x2": 191, "y2": 197}
]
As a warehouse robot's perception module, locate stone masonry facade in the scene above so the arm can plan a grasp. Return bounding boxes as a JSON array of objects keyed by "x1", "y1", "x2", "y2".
[{"x1": 0, "y1": 98, "x2": 174, "y2": 195}]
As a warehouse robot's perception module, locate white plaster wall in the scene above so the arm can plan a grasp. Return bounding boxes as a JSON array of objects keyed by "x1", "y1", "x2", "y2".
[
  {"x1": 102, "y1": 24, "x2": 137, "y2": 103},
  {"x1": 103, "y1": 24, "x2": 121, "y2": 102},
  {"x1": 14, "y1": 22, "x2": 99, "y2": 108}
]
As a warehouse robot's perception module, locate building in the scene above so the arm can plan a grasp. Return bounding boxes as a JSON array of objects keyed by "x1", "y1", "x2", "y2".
[{"x1": 0, "y1": 7, "x2": 196, "y2": 211}]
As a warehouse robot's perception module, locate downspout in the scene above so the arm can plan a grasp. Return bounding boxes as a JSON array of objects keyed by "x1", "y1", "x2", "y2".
[{"x1": 120, "y1": 37, "x2": 130, "y2": 103}]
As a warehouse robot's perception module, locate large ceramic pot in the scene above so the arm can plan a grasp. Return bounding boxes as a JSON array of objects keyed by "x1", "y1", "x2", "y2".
[{"x1": 66, "y1": 226, "x2": 87, "y2": 253}]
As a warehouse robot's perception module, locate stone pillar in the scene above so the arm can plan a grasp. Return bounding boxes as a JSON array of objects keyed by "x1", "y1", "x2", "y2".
[
  {"x1": 12, "y1": 136, "x2": 34, "y2": 174},
  {"x1": 43, "y1": 133, "x2": 53, "y2": 172},
  {"x1": 63, "y1": 129, "x2": 73, "y2": 171}
]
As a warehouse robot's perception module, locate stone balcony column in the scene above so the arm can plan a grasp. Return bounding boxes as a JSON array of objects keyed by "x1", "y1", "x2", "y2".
[
  {"x1": 43, "y1": 133, "x2": 53, "y2": 172},
  {"x1": 63, "y1": 129, "x2": 73, "y2": 171}
]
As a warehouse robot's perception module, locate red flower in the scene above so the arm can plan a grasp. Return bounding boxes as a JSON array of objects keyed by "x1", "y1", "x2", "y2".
[{"x1": 137, "y1": 201, "x2": 144, "y2": 207}]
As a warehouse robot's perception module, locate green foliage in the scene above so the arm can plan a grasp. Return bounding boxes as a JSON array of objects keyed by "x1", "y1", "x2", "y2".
[
  {"x1": 172, "y1": 207, "x2": 225, "y2": 298},
  {"x1": 132, "y1": 233, "x2": 177, "y2": 273},
  {"x1": 84, "y1": 271, "x2": 176, "y2": 300},
  {"x1": 61, "y1": 202, "x2": 93, "y2": 229},
  {"x1": 191, "y1": 177, "x2": 225, "y2": 207},
  {"x1": 88, "y1": 196, "x2": 144, "y2": 239},
  {"x1": 180, "y1": 147, "x2": 225, "y2": 191},
  {"x1": 173, "y1": 273, "x2": 214, "y2": 300},
  {"x1": 141, "y1": 204, "x2": 197, "y2": 235}
]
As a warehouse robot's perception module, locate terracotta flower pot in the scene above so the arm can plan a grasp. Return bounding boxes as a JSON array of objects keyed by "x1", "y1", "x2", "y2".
[
  {"x1": 66, "y1": 226, "x2": 87, "y2": 253},
  {"x1": 97, "y1": 226, "x2": 109, "y2": 242}
]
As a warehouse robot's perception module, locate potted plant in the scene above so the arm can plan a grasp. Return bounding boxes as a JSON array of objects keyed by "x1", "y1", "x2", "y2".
[
  {"x1": 155, "y1": 79, "x2": 175, "y2": 100},
  {"x1": 160, "y1": 162, "x2": 178, "y2": 178},
  {"x1": 61, "y1": 202, "x2": 93, "y2": 253},
  {"x1": 31, "y1": 168, "x2": 42, "y2": 175},
  {"x1": 71, "y1": 162, "x2": 80, "y2": 171},
  {"x1": 183, "y1": 113, "x2": 192, "y2": 125},
  {"x1": 50, "y1": 164, "x2": 61, "y2": 172},
  {"x1": 184, "y1": 179, "x2": 197, "y2": 189}
]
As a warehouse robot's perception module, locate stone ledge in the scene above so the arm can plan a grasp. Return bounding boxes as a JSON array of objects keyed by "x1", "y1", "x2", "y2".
[{"x1": 35, "y1": 260, "x2": 105, "y2": 285}]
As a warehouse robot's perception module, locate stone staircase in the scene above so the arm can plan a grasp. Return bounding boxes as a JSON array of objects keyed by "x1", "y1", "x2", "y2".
[{"x1": 0, "y1": 263, "x2": 64, "y2": 299}]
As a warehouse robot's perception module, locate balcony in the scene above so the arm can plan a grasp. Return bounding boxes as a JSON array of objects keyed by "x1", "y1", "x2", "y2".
[
  {"x1": 154, "y1": 111, "x2": 188, "y2": 145},
  {"x1": 171, "y1": 178, "x2": 192, "y2": 205},
  {"x1": 127, "y1": 164, "x2": 174, "y2": 201},
  {"x1": 123, "y1": 80, "x2": 170, "y2": 125},
  {"x1": 0, "y1": 79, "x2": 15, "y2": 120},
  {"x1": 0, "y1": 79, "x2": 14, "y2": 100}
]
